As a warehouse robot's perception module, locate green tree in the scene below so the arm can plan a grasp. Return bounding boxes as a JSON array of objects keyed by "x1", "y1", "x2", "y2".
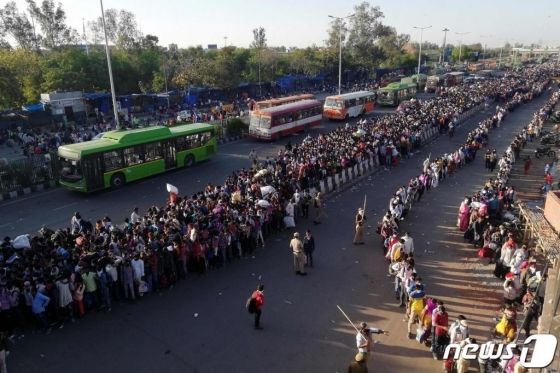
[
  {"x1": 346, "y1": 2, "x2": 387, "y2": 71},
  {"x1": 0, "y1": 2, "x2": 40, "y2": 50},
  {"x1": 451, "y1": 45, "x2": 474, "y2": 63},
  {"x1": 0, "y1": 49, "x2": 42, "y2": 106},
  {"x1": 25, "y1": 0, "x2": 78, "y2": 49},
  {"x1": 90, "y1": 8, "x2": 141, "y2": 50}
]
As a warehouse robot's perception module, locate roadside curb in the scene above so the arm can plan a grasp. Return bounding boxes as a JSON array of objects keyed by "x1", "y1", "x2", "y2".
[
  {"x1": 0, "y1": 180, "x2": 58, "y2": 202},
  {"x1": 217, "y1": 134, "x2": 248, "y2": 145}
]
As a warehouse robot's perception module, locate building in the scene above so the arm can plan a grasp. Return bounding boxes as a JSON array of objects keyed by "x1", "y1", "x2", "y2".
[{"x1": 40, "y1": 91, "x2": 86, "y2": 122}]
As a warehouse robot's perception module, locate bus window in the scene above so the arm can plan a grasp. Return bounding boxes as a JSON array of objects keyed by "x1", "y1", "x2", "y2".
[
  {"x1": 123, "y1": 146, "x2": 144, "y2": 166},
  {"x1": 273, "y1": 116, "x2": 281, "y2": 126},
  {"x1": 325, "y1": 98, "x2": 343, "y2": 109},
  {"x1": 250, "y1": 115, "x2": 261, "y2": 128},
  {"x1": 356, "y1": 98, "x2": 362, "y2": 106},
  {"x1": 176, "y1": 136, "x2": 188, "y2": 151},
  {"x1": 145, "y1": 142, "x2": 162, "y2": 161},
  {"x1": 201, "y1": 132, "x2": 212, "y2": 144},
  {"x1": 260, "y1": 116, "x2": 271, "y2": 128},
  {"x1": 103, "y1": 150, "x2": 123, "y2": 171}
]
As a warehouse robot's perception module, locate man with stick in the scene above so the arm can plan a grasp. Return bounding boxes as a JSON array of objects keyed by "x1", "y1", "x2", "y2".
[
  {"x1": 354, "y1": 196, "x2": 367, "y2": 245},
  {"x1": 337, "y1": 306, "x2": 389, "y2": 364}
]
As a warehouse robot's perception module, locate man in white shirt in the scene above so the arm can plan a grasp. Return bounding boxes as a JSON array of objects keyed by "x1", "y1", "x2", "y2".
[
  {"x1": 131, "y1": 254, "x2": 145, "y2": 295},
  {"x1": 401, "y1": 232, "x2": 415, "y2": 254},
  {"x1": 293, "y1": 191, "x2": 301, "y2": 222},
  {"x1": 356, "y1": 322, "x2": 389, "y2": 364},
  {"x1": 131, "y1": 207, "x2": 140, "y2": 224}
]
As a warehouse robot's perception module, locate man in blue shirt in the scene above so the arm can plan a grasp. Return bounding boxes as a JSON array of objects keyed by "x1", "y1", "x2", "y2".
[
  {"x1": 31, "y1": 287, "x2": 51, "y2": 335},
  {"x1": 407, "y1": 276, "x2": 426, "y2": 295}
]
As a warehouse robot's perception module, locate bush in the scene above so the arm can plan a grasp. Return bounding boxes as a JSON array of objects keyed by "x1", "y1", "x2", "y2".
[{"x1": 226, "y1": 118, "x2": 249, "y2": 137}]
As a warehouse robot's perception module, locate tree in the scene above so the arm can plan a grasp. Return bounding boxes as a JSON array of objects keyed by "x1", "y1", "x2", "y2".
[
  {"x1": 90, "y1": 9, "x2": 141, "y2": 50},
  {"x1": 87, "y1": 20, "x2": 103, "y2": 46},
  {"x1": 26, "y1": 0, "x2": 78, "y2": 49},
  {"x1": 251, "y1": 27, "x2": 267, "y2": 49},
  {"x1": 378, "y1": 27, "x2": 409, "y2": 67},
  {"x1": 140, "y1": 34, "x2": 159, "y2": 50},
  {"x1": 346, "y1": 2, "x2": 387, "y2": 71},
  {"x1": 0, "y1": 2, "x2": 40, "y2": 50},
  {"x1": 451, "y1": 45, "x2": 474, "y2": 63}
]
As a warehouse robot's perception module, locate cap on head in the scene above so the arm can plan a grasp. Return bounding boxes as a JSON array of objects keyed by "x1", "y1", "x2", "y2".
[
  {"x1": 355, "y1": 354, "x2": 365, "y2": 362},
  {"x1": 293, "y1": 232, "x2": 299, "y2": 238}
]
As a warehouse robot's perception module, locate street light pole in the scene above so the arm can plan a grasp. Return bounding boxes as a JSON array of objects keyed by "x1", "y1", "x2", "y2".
[
  {"x1": 480, "y1": 35, "x2": 492, "y2": 60},
  {"x1": 498, "y1": 39, "x2": 505, "y2": 69},
  {"x1": 414, "y1": 26, "x2": 432, "y2": 76},
  {"x1": 456, "y1": 32, "x2": 469, "y2": 64},
  {"x1": 224, "y1": 36, "x2": 227, "y2": 48},
  {"x1": 99, "y1": 0, "x2": 120, "y2": 130},
  {"x1": 162, "y1": 48, "x2": 170, "y2": 108},
  {"x1": 329, "y1": 14, "x2": 355, "y2": 95},
  {"x1": 442, "y1": 28, "x2": 449, "y2": 64}
]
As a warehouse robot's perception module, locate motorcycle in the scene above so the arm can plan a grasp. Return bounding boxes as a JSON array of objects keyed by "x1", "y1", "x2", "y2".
[
  {"x1": 540, "y1": 133, "x2": 560, "y2": 146},
  {"x1": 534, "y1": 146, "x2": 556, "y2": 159}
]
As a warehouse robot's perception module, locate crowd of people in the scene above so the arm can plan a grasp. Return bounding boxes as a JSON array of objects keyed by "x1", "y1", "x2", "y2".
[
  {"x1": 366, "y1": 64, "x2": 556, "y2": 373},
  {"x1": 0, "y1": 62, "x2": 558, "y2": 373}
]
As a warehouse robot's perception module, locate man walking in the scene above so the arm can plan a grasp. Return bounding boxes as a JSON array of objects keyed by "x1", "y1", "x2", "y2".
[
  {"x1": 301, "y1": 190, "x2": 312, "y2": 219},
  {"x1": 290, "y1": 232, "x2": 307, "y2": 276},
  {"x1": 252, "y1": 284, "x2": 265, "y2": 330},
  {"x1": 313, "y1": 192, "x2": 323, "y2": 225},
  {"x1": 354, "y1": 208, "x2": 366, "y2": 245},
  {"x1": 303, "y1": 230, "x2": 315, "y2": 268}
]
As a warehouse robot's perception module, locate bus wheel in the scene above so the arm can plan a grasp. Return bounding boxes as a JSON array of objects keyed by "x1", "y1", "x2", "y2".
[
  {"x1": 110, "y1": 173, "x2": 125, "y2": 189},
  {"x1": 184, "y1": 154, "x2": 195, "y2": 167},
  {"x1": 303, "y1": 124, "x2": 309, "y2": 133}
]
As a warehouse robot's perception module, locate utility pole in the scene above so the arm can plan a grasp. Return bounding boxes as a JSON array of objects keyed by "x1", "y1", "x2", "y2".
[
  {"x1": 456, "y1": 32, "x2": 470, "y2": 64},
  {"x1": 83, "y1": 18, "x2": 89, "y2": 56},
  {"x1": 99, "y1": 0, "x2": 120, "y2": 130},
  {"x1": 328, "y1": 14, "x2": 355, "y2": 95},
  {"x1": 162, "y1": 48, "x2": 170, "y2": 108},
  {"x1": 414, "y1": 26, "x2": 432, "y2": 76},
  {"x1": 442, "y1": 28, "x2": 449, "y2": 64},
  {"x1": 224, "y1": 36, "x2": 227, "y2": 48},
  {"x1": 480, "y1": 35, "x2": 492, "y2": 60}
]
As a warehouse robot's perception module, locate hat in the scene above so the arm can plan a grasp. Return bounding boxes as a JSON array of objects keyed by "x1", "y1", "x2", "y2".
[
  {"x1": 293, "y1": 232, "x2": 299, "y2": 238},
  {"x1": 355, "y1": 354, "x2": 365, "y2": 362},
  {"x1": 24, "y1": 281, "x2": 31, "y2": 287},
  {"x1": 460, "y1": 320, "x2": 468, "y2": 327}
]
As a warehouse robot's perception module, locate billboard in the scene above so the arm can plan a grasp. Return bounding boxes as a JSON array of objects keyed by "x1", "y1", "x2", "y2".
[{"x1": 208, "y1": 44, "x2": 218, "y2": 50}]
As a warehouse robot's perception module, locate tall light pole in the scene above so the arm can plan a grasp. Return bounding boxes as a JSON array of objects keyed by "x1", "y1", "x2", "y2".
[
  {"x1": 162, "y1": 47, "x2": 170, "y2": 108},
  {"x1": 414, "y1": 26, "x2": 432, "y2": 76},
  {"x1": 480, "y1": 34, "x2": 492, "y2": 60},
  {"x1": 498, "y1": 38, "x2": 505, "y2": 69},
  {"x1": 99, "y1": 0, "x2": 120, "y2": 130},
  {"x1": 456, "y1": 32, "x2": 469, "y2": 64},
  {"x1": 442, "y1": 28, "x2": 449, "y2": 64},
  {"x1": 328, "y1": 14, "x2": 355, "y2": 95},
  {"x1": 224, "y1": 36, "x2": 227, "y2": 48}
]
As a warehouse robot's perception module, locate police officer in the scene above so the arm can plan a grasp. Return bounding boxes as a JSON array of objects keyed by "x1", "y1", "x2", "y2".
[{"x1": 354, "y1": 208, "x2": 366, "y2": 245}]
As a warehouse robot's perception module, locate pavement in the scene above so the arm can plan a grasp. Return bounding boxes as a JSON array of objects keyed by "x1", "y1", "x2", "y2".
[{"x1": 2, "y1": 91, "x2": 532, "y2": 373}]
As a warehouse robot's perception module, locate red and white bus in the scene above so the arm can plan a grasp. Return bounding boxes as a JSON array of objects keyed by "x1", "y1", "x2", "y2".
[
  {"x1": 254, "y1": 94, "x2": 315, "y2": 110},
  {"x1": 249, "y1": 99, "x2": 323, "y2": 140},
  {"x1": 323, "y1": 91, "x2": 376, "y2": 120}
]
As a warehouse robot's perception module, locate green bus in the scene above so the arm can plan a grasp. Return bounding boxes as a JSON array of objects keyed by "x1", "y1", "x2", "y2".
[
  {"x1": 376, "y1": 83, "x2": 417, "y2": 107},
  {"x1": 57, "y1": 123, "x2": 217, "y2": 192}
]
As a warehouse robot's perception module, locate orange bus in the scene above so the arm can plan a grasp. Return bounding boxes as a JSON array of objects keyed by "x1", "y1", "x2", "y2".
[
  {"x1": 255, "y1": 94, "x2": 315, "y2": 110},
  {"x1": 322, "y1": 91, "x2": 376, "y2": 120},
  {"x1": 249, "y1": 100, "x2": 323, "y2": 140}
]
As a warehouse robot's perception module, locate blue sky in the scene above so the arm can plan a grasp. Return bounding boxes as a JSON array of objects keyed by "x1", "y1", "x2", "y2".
[{"x1": 12, "y1": 0, "x2": 560, "y2": 49}]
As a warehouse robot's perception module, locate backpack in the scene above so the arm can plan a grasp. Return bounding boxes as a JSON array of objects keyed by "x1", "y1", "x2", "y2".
[{"x1": 246, "y1": 296, "x2": 257, "y2": 314}]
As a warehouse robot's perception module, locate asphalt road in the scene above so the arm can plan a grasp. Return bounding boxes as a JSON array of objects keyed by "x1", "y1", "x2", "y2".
[{"x1": 4, "y1": 91, "x2": 544, "y2": 373}]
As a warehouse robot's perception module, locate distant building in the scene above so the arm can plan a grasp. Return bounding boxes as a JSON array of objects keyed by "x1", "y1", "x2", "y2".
[
  {"x1": 207, "y1": 44, "x2": 218, "y2": 50},
  {"x1": 40, "y1": 91, "x2": 86, "y2": 122}
]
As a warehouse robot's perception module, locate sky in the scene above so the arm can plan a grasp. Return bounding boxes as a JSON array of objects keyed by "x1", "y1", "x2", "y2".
[{"x1": 10, "y1": 0, "x2": 560, "y2": 50}]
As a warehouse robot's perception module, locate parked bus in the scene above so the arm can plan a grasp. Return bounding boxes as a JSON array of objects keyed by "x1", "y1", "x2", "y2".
[
  {"x1": 426, "y1": 75, "x2": 445, "y2": 93},
  {"x1": 410, "y1": 74, "x2": 428, "y2": 90},
  {"x1": 255, "y1": 94, "x2": 315, "y2": 110},
  {"x1": 376, "y1": 83, "x2": 417, "y2": 107},
  {"x1": 322, "y1": 91, "x2": 376, "y2": 120},
  {"x1": 249, "y1": 99, "x2": 323, "y2": 140},
  {"x1": 57, "y1": 123, "x2": 217, "y2": 192}
]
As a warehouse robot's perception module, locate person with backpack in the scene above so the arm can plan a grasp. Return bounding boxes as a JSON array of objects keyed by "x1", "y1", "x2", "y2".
[{"x1": 247, "y1": 284, "x2": 264, "y2": 330}]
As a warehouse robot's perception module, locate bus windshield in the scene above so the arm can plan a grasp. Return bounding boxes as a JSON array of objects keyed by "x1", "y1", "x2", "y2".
[
  {"x1": 259, "y1": 116, "x2": 271, "y2": 129},
  {"x1": 250, "y1": 115, "x2": 261, "y2": 128},
  {"x1": 325, "y1": 98, "x2": 343, "y2": 109},
  {"x1": 59, "y1": 157, "x2": 82, "y2": 180}
]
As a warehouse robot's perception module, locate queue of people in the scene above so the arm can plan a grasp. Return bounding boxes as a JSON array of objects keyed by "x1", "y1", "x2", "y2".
[{"x1": 369, "y1": 64, "x2": 555, "y2": 373}]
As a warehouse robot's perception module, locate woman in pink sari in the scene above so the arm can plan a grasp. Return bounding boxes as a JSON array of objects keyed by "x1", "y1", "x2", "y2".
[{"x1": 458, "y1": 198, "x2": 470, "y2": 231}]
